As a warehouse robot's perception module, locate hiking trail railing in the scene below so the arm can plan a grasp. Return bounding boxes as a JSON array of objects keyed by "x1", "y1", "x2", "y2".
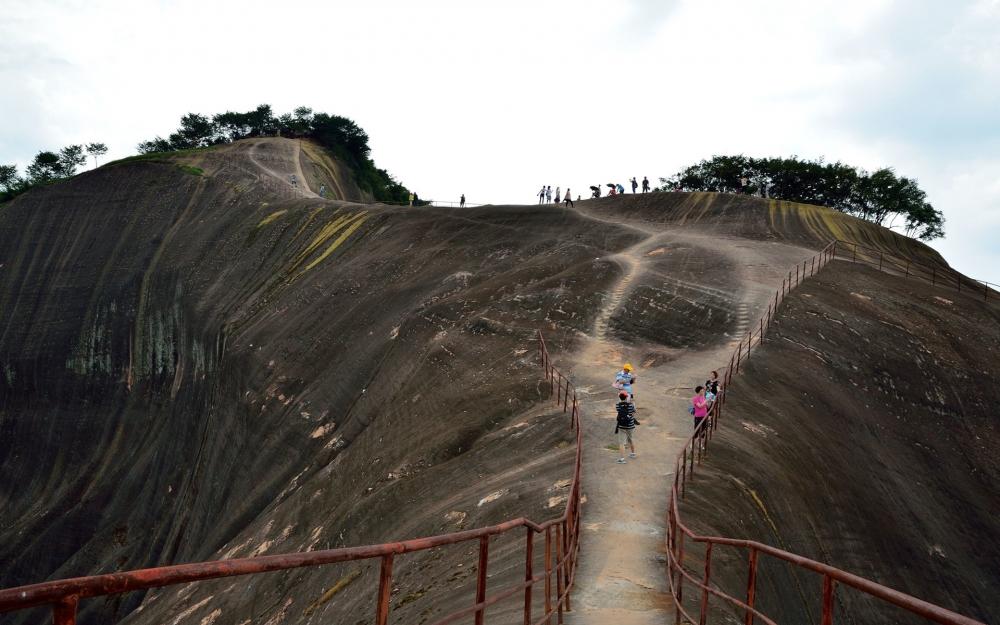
[
  {"x1": 833, "y1": 239, "x2": 997, "y2": 301},
  {"x1": 0, "y1": 331, "x2": 580, "y2": 625},
  {"x1": 665, "y1": 240, "x2": 986, "y2": 625}
]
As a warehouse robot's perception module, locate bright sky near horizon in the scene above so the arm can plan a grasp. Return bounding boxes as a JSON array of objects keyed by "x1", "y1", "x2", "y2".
[{"x1": 2, "y1": 0, "x2": 999, "y2": 283}]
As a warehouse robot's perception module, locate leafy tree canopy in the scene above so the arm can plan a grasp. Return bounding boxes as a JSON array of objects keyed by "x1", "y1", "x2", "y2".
[
  {"x1": 659, "y1": 155, "x2": 945, "y2": 240},
  {"x1": 136, "y1": 104, "x2": 414, "y2": 203}
]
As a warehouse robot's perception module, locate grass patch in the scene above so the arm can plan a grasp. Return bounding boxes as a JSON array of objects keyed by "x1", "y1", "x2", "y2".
[
  {"x1": 178, "y1": 165, "x2": 204, "y2": 176},
  {"x1": 103, "y1": 145, "x2": 216, "y2": 168}
]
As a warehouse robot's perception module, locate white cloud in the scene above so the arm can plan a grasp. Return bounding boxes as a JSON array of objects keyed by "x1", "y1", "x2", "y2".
[{"x1": 1, "y1": 0, "x2": 997, "y2": 282}]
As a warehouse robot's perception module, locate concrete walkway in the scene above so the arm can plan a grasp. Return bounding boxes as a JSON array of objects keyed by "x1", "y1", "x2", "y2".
[{"x1": 562, "y1": 208, "x2": 815, "y2": 623}]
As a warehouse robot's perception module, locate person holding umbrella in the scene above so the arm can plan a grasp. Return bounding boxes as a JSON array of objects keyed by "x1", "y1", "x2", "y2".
[
  {"x1": 590, "y1": 185, "x2": 601, "y2": 198},
  {"x1": 607, "y1": 183, "x2": 617, "y2": 196}
]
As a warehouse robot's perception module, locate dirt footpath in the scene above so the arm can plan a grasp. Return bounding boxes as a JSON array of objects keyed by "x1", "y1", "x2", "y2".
[{"x1": 563, "y1": 205, "x2": 815, "y2": 623}]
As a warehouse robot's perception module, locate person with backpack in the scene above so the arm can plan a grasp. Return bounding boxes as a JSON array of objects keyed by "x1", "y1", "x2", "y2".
[
  {"x1": 642, "y1": 176, "x2": 650, "y2": 193},
  {"x1": 564, "y1": 189, "x2": 574, "y2": 208},
  {"x1": 614, "y1": 391, "x2": 638, "y2": 463},
  {"x1": 691, "y1": 385, "x2": 709, "y2": 436},
  {"x1": 631, "y1": 177, "x2": 638, "y2": 193},
  {"x1": 613, "y1": 363, "x2": 636, "y2": 400}
]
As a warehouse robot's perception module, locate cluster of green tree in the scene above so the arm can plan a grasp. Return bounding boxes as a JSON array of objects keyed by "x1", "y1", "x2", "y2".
[
  {"x1": 659, "y1": 155, "x2": 945, "y2": 240},
  {"x1": 0, "y1": 143, "x2": 107, "y2": 203},
  {"x1": 137, "y1": 105, "x2": 415, "y2": 203}
]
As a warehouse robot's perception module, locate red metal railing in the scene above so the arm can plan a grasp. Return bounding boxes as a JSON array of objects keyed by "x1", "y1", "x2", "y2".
[
  {"x1": 664, "y1": 240, "x2": 986, "y2": 625},
  {"x1": 833, "y1": 239, "x2": 997, "y2": 301},
  {"x1": 0, "y1": 331, "x2": 581, "y2": 625}
]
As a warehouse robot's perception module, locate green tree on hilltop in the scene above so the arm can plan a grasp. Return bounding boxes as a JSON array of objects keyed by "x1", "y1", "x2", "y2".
[
  {"x1": 661, "y1": 155, "x2": 945, "y2": 240},
  {"x1": 86, "y1": 142, "x2": 108, "y2": 167}
]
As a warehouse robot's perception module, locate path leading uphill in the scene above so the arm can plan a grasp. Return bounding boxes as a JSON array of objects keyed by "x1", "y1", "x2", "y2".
[{"x1": 563, "y1": 204, "x2": 816, "y2": 624}]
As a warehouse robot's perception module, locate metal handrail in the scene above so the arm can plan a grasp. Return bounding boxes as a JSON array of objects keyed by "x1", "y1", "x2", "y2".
[
  {"x1": 0, "y1": 331, "x2": 582, "y2": 625},
  {"x1": 834, "y1": 238, "x2": 997, "y2": 301},
  {"x1": 665, "y1": 240, "x2": 987, "y2": 625}
]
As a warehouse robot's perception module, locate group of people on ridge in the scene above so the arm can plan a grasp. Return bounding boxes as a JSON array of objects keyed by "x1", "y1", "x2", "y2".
[
  {"x1": 588, "y1": 176, "x2": 652, "y2": 199},
  {"x1": 537, "y1": 185, "x2": 576, "y2": 207},
  {"x1": 611, "y1": 365, "x2": 723, "y2": 465}
]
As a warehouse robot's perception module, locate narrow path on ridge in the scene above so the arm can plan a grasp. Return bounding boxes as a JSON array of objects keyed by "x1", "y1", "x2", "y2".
[{"x1": 561, "y1": 202, "x2": 816, "y2": 624}]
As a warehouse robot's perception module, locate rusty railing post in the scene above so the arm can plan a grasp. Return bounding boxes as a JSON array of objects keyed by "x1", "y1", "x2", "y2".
[
  {"x1": 735, "y1": 341, "x2": 741, "y2": 374},
  {"x1": 53, "y1": 596, "x2": 79, "y2": 625},
  {"x1": 544, "y1": 526, "x2": 553, "y2": 625},
  {"x1": 676, "y1": 532, "x2": 686, "y2": 622},
  {"x1": 745, "y1": 548, "x2": 758, "y2": 625},
  {"x1": 555, "y1": 524, "x2": 565, "y2": 623},
  {"x1": 811, "y1": 255, "x2": 816, "y2": 276},
  {"x1": 524, "y1": 528, "x2": 534, "y2": 625},
  {"x1": 796, "y1": 263, "x2": 800, "y2": 285},
  {"x1": 699, "y1": 543, "x2": 714, "y2": 625},
  {"x1": 375, "y1": 553, "x2": 394, "y2": 625},
  {"x1": 821, "y1": 575, "x2": 836, "y2": 625},
  {"x1": 563, "y1": 380, "x2": 569, "y2": 412},
  {"x1": 475, "y1": 535, "x2": 490, "y2": 625},
  {"x1": 550, "y1": 365, "x2": 555, "y2": 395}
]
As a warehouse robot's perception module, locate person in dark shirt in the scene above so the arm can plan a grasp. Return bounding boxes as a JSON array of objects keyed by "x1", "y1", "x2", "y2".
[{"x1": 615, "y1": 391, "x2": 639, "y2": 463}]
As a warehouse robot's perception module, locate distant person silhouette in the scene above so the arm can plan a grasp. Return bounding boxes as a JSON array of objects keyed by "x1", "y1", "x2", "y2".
[
  {"x1": 546, "y1": 186, "x2": 552, "y2": 204},
  {"x1": 564, "y1": 189, "x2": 574, "y2": 208},
  {"x1": 642, "y1": 176, "x2": 650, "y2": 193},
  {"x1": 631, "y1": 177, "x2": 638, "y2": 193},
  {"x1": 460, "y1": 193, "x2": 466, "y2": 208},
  {"x1": 555, "y1": 186, "x2": 561, "y2": 204},
  {"x1": 538, "y1": 186, "x2": 546, "y2": 204},
  {"x1": 319, "y1": 184, "x2": 327, "y2": 198},
  {"x1": 616, "y1": 183, "x2": 625, "y2": 195},
  {"x1": 408, "y1": 192, "x2": 414, "y2": 206}
]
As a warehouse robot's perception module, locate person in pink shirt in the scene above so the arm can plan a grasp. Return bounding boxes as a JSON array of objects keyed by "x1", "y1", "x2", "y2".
[{"x1": 691, "y1": 385, "x2": 709, "y2": 436}]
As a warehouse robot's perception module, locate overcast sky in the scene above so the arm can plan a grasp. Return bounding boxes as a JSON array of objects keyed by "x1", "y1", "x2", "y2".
[{"x1": 2, "y1": 0, "x2": 998, "y2": 283}]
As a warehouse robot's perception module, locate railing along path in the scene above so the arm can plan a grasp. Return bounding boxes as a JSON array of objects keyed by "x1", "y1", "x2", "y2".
[
  {"x1": 665, "y1": 240, "x2": 986, "y2": 625},
  {"x1": 834, "y1": 239, "x2": 997, "y2": 301},
  {"x1": 0, "y1": 333, "x2": 581, "y2": 625}
]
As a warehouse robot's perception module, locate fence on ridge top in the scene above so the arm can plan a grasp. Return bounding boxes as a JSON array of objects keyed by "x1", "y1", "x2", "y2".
[
  {"x1": 0, "y1": 333, "x2": 580, "y2": 625},
  {"x1": 664, "y1": 240, "x2": 986, "y2": 625}
]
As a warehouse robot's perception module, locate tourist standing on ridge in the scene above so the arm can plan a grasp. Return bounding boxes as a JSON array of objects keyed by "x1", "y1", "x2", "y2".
[
  {"x1": 555, "y1": 186, "x2": 561, "y2": 204},
  {"x1": 642, "y1": 176, "x2": 650, "y2": 193},
  {"x1": 564, "y1": 189, "x2": 574, "y2": 208},
  {"x1": 319, "y1": 184, "x2": 327, "y2": 198},
  {"x1": 408, "y1": 192, "x2": 414, "y2": 206},
  {"x1": 546, "y1": 186, "x2": 553, "y2": 204},
  {"x1": 616, "y1": 183, "x2": 625, "y2": 195},
  {"x1": 631, "y1": 177, "x2": 638, "y2": 193},
  {"x1": 538, "y1": 186, "x2": 546, "y2": 204},
  {"x1": 614, "y1": 391, "x2": 638, "y2": 463},
  {"x1": 691, "y1": 385, "x2": 709, "y2": 436},
  {"x1": 613, "y1": 363, "x2": 636, "y2": 400},
  {"x1": 460, "y1": 193, "x2": 466, "y2": 208}
]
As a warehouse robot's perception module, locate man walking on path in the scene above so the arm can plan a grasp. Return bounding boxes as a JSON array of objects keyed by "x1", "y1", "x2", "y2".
[
  {"x1": 460, "y1": 193, "x2": 466, "y2": 208},
  {"x1": 615, "y1": 391, "x2": 638, "y2": 463},
  {"x1": 564, "y1": 189, "x2": 574, "y2": 208},
  {"x1": 631, "y1": 177, "x2": 638, "y2": 193},
  {"x1": 613, "y1": 363, "x2": 636, "y2": 400},
  {"x1": 642, "y1": 176, "x2": 650, "y2": 193}
]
